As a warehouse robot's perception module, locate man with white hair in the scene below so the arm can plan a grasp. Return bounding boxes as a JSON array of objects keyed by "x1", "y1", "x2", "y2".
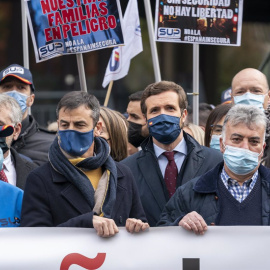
[
  {"x1": 0, "y1": 95, "x2": 37, "y2": 189},
  {"x1": 158, "y1": 105, "x2": 270, "y2": 233}
]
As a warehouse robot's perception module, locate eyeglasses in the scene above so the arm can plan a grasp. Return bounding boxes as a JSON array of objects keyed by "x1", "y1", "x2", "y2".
[{"x1": 210, "y1": 124, "x2": 223, "y2": 135}]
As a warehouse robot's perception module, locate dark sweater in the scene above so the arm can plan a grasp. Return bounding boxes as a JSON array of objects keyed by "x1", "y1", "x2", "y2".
[{"x1": 216, "y1": 176, "x2": 262, "y2": 225}]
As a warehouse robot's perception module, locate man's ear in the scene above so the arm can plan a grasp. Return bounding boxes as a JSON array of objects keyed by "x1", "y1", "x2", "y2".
[
  {"x1": 180, "y1": 109, "x2": 188, "y2": 126},
  {"x1": 143, "y1": 114, "x2": 147, "y2": 123},
  {"x1": 27, "y1": 94, "x2": 35, "y2": 107},
  {"x1": 220, "y1": 136, "x2": 225, "y2": 153},
  {"x1": 94, "y1": 121, "x2": 102, "y2": 137},
  {"x1": 13, "y1": 123, "x2": 22, "y2": 141}
]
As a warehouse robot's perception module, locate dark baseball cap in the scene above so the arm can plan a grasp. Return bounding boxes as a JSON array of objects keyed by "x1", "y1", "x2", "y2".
[
  {"x1": 0, "y1": 125, "x2": 14, "y2": 137},
  {"x1": 221, "y1": 88, "x2": 231, "y2": 104},
  {"x1": 0, "y1": 64, "x2": 35, "y2": 92}
]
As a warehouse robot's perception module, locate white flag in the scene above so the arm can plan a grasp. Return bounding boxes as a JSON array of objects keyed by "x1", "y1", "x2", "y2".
[{"x1": 102, "y1": 0, "x2": 143, "y2": 88}]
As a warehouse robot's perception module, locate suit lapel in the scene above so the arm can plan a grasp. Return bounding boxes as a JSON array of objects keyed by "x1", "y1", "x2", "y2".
[
  {"x1": 51, "y1": 169, "x2": 93, "y2": 214},
  {"x1": 137, "y1": 152, "x2": 167, "y2": 212},
  {"x1": 61, "y1": 183, "x2": 93, "y2": 214},
  {"x1": 180, "y1": 148, "x2": 204, "y2": 185}
]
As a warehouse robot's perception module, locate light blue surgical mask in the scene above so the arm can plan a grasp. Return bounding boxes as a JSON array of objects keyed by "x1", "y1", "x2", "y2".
[
  {"x1": 5, "y1": 90, "x2": 29, "y2": 113},
  {"x1": 210, "y1": 135, "x2": 221, "y2": 151},
  {"x1": 223, "y1": 144, "x2": 262, "y2": 175},
  {"x1": 58, "y1": 129, "x2": 94, "y2": 157},
  {"x1": 233, "y1": 92, "x2": 265, "y2": 110}
]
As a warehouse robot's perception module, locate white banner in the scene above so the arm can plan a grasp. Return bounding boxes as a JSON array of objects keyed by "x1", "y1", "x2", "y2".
[{"x1": 1, "y1": 226, "x2": 270, "y2": 269}]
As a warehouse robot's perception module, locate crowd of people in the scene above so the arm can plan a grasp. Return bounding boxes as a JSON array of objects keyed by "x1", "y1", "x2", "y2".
[{"x1": 0, "y1": 63, "x2": 270, "y2": 237}]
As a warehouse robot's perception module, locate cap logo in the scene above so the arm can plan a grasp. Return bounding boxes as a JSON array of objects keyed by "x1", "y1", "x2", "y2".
[{"x1": 3, "y1": 67, "x2": 24, "y2": 76}]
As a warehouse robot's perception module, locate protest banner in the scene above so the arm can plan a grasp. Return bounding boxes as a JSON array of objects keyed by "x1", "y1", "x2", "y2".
[
  {"x1": 155, "y1": 0, "x2": 243, "y2": 46},
  {"x1": 1, "y1": 226, "x2": 270, "y2": 269},
  {"x1": 25, "y1": 0, "x2": 124, "y2": 62}
]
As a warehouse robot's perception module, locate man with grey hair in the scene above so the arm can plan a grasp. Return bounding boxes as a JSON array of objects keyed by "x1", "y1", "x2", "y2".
[
  {"x1": 158, "y1": 104, "x2": 270, "y2": 233},
  {"x1": 0, "y1": 95, "x2": 37, "y2": 189}
]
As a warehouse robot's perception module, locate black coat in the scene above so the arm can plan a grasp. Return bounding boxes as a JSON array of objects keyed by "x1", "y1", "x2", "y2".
[
  {"x1": 10, "y1": 147, "x2": 38, "y2": 190},
  {"x1": 121, "y1": 132, "x2": 223, "y2": 227},
  {"x1": 12, "y1": 115, "x2": 55, "y2": 166},
  {"x1": 21, "y1": 161, "x2": 147, "y2": 227},
  {"x1": 157, "y1": 163, "x2": 270, "y2": 226}
]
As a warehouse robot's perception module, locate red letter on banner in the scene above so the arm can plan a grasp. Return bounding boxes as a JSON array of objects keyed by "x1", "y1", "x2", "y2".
[{"x1": 60, "y1": 253, "x2": 106, "y2": 270}]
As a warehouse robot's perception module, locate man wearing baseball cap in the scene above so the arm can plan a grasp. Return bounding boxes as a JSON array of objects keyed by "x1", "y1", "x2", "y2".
[{"x1": 0, "y1": 64, "x2": 55, "y2": 166}]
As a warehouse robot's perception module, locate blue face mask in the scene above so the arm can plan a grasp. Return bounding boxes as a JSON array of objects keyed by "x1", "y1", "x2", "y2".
[
  {"x1": 5, "y1": 90, "x2": 28, "y2": 113},
  {"x1": 223, "y1": 144, "x2": 262, "y2": 175},
  {"x1": 148, "y1": 114, "x2": 181, "y2": 144},
  {"x1": 58, "y1": 129, "x2": 94, "y2": 157},
  {"x1": 233, "y1": 92, "x2": 265, "y2": 110},
  {"x1": 210, "y1": 135, "x2": 221, "y2": 151}
]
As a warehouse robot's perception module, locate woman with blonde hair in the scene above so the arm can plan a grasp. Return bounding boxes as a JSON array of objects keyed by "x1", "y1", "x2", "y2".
[
  {"x1": 99, "y1": 107, "x2": 128, "y2": 162},
  {"x1": 183, "y1": 123, "x2": 205, "y2": 146}
]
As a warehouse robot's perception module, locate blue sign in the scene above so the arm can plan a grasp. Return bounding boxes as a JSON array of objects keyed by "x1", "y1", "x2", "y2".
[{"x1": 26, "y1": 0, "x2": 124, "y2": 62}]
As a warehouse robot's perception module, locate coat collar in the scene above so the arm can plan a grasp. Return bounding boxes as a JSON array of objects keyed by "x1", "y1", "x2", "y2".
[
  {"x1": 194, "y1": 162, "x2": 270, "y2": 195},
  {"x1": 141, "y1": 131, "x2": 202, "y2": 156}
]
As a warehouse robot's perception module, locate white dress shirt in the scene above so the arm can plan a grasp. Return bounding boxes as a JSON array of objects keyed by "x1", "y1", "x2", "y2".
[
  {"x1": 3, "y1": 151, "x2": 16, "y2": 186},
  {"x1": 153, "y1": 137, "x2": 187, "y2": 178}
]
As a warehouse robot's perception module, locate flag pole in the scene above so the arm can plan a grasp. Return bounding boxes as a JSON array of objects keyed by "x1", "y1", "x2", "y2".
[
  {"x1": 21, "y1": 0, "x2": 31, "y2": 116},
  {"x1": 104, "y1": 81, "x2": 113, "y2": 106},
  {"x1": 192, "y1": 44, "x2": 199, "y2": 126},
  {"x1": 76, "y1": 53, "x2": 87, "y2": 92},
  {"x1": 21, "y1": 0, "x2": 29, "y2": 69},
  {"x1": 144, "y1": 0, "x2": 161, "y2": 82}
]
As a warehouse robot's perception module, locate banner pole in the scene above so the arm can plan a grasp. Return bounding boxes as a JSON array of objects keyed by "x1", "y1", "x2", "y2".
[
  {"x1": 143, "y1": 0, "x2": 161, "y2": 82},
  {"x1": 192, "y1": 44, "x2": 199, "y2": 126},
  {"x1": 21, "y1": 0, "x2": 31, "y2": 115},
  {"x1": 76, "y1": 53, "x2": 87, "y2": 92},
  {"x1": 104, "y1": 81, "x2": 113, "y2": 107},
  {"x1": 21, "y1": 0, "x2": 29, "y2": 69}
]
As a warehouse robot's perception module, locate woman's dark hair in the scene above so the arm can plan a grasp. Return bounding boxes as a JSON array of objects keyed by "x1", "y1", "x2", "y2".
[{"x1": 204, "y1": 103, "x2": 232, "y2": 147}]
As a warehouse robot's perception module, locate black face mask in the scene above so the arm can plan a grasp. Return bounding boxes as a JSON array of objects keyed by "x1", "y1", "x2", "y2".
[
  {"x1": 128, "y1": 121, "x2": 146, "y2": 148},
  {"x1": 0, "y1": 137, "x2": 9, "y2": 154}
]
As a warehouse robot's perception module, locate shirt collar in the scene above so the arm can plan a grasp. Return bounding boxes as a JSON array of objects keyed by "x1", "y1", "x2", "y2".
[
  {"x1": 221, "y1": 166, "x2": 258, "y2": 188},
  {"x1": 3, "y1": 150, "x2": 12, "y2": 172},
  {"x1": 153, "y1": 137, "x2": 187, "y2": 158}
]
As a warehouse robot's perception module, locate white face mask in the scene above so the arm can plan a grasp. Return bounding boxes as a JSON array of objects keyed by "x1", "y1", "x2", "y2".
[
  {"x1": 233, "y1": 92, "x2": 265, "y2": 110},
  {"x1": 223, "y1": 144, "x2": 263, "y2": 175}
]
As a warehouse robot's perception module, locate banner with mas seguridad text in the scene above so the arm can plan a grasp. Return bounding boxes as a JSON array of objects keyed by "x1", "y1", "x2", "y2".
[
  {"x1": 155, "y1": 0, "x2": 243, "y2": 46},
  {"x1": 25, "y1": 0, "x2": 124, "y2": 62},
  {"x1": 1, "y1": 226, "x2": 270, "y2": 269}
]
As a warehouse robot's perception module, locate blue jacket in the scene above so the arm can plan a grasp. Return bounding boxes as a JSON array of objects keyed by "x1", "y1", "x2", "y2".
[
  {"x1": 121, "y1": 132, "x2": 223, "y2": 226},
  {"x1": 0, "y1": 181, "x2": 23, "y2": 227},
  {"x1": 157, "y1": 163, "x2": 270, "y2": 226},
  {"x1": 21, "y1": 161, "x2": 147, "y2": 227}
]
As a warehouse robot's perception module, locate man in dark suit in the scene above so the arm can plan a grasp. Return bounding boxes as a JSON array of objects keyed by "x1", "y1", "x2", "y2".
[
  {"x1": 0, "y1": 95, "x2": 37, "y2": 190},
  {"x1": 121, "y1": 81, "x2": 223, "y2": 226},
  {"x1": 21, "y1": 91, "x2": 149, "y2": 237}
]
